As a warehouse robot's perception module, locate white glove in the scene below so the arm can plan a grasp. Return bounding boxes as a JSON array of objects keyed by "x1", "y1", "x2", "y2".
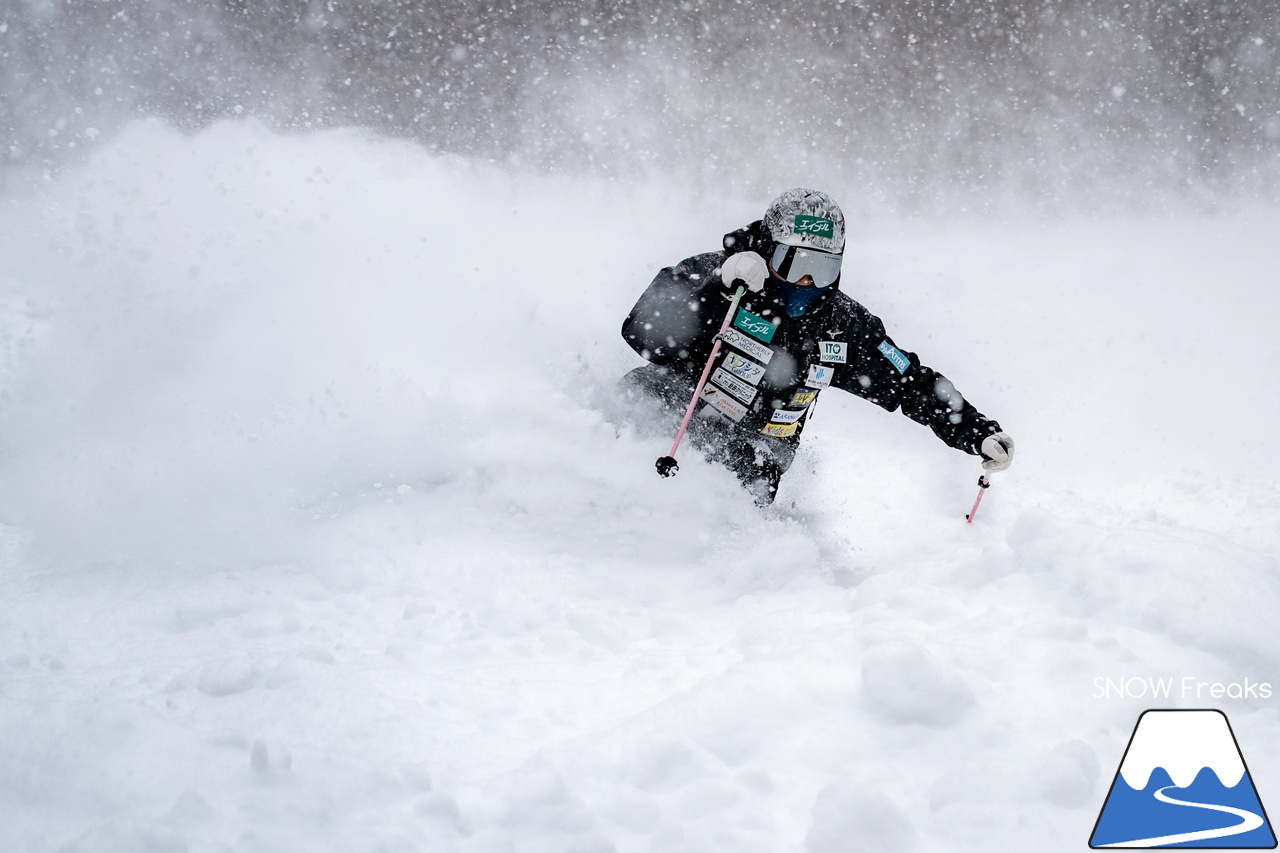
[
  {"x1": 718, "y1": 251, "x2": 768, "y2": 293},
  {"x1": 980, "y1": 432, "x2": 1015, "y2": 472}
]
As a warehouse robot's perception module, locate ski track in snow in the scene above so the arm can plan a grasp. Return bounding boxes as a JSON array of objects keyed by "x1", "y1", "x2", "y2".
[{"x1": 0, "y1": 121, "x2": 1278, "y2": 852}]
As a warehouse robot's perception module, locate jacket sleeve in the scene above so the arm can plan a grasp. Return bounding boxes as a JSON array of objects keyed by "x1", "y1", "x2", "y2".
[
  {"x1": 620, "y1": 251, "x2": 732, "y2": 376},
  {"x1": 833, "y1": 306, "x2": 1001, "y2": 454}
]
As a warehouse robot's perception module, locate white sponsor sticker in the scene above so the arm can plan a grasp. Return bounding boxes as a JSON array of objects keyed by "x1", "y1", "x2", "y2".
[
  {"x1": 720, "y1": 328, "x2": 774, "y2": 364},
  {"x1": 709, "y1": 368, "x2": 758, "y2": 405},
  {"x1": 768, "y1": 408, "x2": 805, "y2": 424},
  {"x1": 701, "y1": 385, "x2": 748, "y2": 422},
  {"x1": 806, "y1": 364, "x2": 834, "y2": 388},
  {"x1": 819, "y1": 340, "x2": 848, "y2": 364},
  {"x1": 722, "y1": 352, "x2": 766, "y2": 386}
]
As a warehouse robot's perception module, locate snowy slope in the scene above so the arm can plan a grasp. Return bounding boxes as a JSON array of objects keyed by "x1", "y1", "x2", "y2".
[{"x1": 1, "y1": 122, "x2": 1278, "y2": 853}]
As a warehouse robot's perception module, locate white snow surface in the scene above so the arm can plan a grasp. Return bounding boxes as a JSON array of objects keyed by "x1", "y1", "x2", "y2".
[
  {"x1": 1118, "y1": 711, "x2": 1245, "y2": 790},
  {"x1": 0, "y1": 121, "x2": 1278, "y2": 852}
]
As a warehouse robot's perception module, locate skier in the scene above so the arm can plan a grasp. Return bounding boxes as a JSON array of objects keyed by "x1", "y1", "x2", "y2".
[{"x1": 619, "y1": 187, "x2": 1014, "y2": 505}]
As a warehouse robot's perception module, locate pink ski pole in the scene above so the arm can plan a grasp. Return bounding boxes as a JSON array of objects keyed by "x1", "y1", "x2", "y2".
[
  {"x1": 655, "y1": 285, "x2": 746, "y2": 477},
  {"x1": 965, "y1": 474, "x2": 991, "y2": 523}
]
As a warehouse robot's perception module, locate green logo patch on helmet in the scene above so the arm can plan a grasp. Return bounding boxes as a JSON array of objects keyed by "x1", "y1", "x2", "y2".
[
  {"x1": 764, "y1": 188, "x2": 846, "y2": 251},
  {"x1": 793, "y1": 215, "x2": 834, "y2": 238}
]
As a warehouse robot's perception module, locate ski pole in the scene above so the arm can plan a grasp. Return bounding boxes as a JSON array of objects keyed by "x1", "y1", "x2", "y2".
[
  {"x1": 655, "y1": 285, "x2": 746, "y2": 477},
  {"x1": 965, "y1": 474, "x2": 991, "y2": 523}
]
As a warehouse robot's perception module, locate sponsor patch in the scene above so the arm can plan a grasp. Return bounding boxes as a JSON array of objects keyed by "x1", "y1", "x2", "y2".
[
  {"x1": 806, "y1": 364, "x2": 834, "y2": 388},
  {"x1": 733, "y1": 308, "x2": 777, "y2": 344},
  {"x1": 710, "y1": 368, "x2": 758, "y2": 405},
  {"x1": 768, "y1": 408, "x2": 805, "y2": 425},
  {"x1": 700, "y1": 385, "x2": 747, "y2": 422},
  {"x1": 793, "y1": 215, "x2": 834, "y2": 239},
  {"x1": 721, "y1": 352, "x2": 766, "y2": 386},
  {"x1": 877, "y1": 339, "x2": 910, "y2": 374},
  {"x1": 790, "y1": 388, "x2": 818, "y2": 407},
  {"x1": 760, "y1": 422, "x2": 798, "y2": 438},
  {"x1": 819, "y1": 340, "x2": 847, "y2": 364},
  {"x1": 719, "y1": 328, "x2": 774, "y2": 364}
]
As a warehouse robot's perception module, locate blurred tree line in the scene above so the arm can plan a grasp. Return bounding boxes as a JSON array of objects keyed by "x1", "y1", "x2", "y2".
[{"x1": 2, "y1": 0, "x2": 1278, "y2": 210}]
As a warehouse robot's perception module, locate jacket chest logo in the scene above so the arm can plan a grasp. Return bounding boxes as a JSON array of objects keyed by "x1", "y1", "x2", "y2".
[
  {"x1": 719, "y1": 328, "x2": 774, "y2": 364},
  {"x1": 721, "y1": 352, "x2": 766, "y2": 386},
  {"x1": 733, "y1": 308, "x2": 777, "y2": 344},
  {"x1": 819, "y1": 341, "x2": 847, "y2": 363},
  {"x1": 806, "y1": 364, "x2": 834, "y2": 388}
]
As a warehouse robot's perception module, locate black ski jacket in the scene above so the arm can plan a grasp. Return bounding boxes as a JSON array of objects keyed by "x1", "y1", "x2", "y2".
[{"x1": 621, "y1": 220, "x2": 1001, "y2": 453}]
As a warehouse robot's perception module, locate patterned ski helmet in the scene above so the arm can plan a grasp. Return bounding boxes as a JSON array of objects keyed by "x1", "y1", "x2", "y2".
[{"x1": 763, "y1": 188, "x2": 845, "y2": 253}]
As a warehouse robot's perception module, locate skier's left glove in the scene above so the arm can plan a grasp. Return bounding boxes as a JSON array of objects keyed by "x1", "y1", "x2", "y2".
[{"x1": 979, "y1": 431, "x2": 1015, "y2": 472}]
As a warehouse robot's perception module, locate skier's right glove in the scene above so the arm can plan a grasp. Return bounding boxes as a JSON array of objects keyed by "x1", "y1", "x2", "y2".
[
  {"x1": 979, "y1": 431, "x2": 1015, "y2": 472},
  {"x1": 717, "y1": 251, "x2": 768, "y2": 295}
]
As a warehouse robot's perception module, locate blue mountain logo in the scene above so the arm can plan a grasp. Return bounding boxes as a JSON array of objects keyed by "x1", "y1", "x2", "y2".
[{"x1": 1090, "y1": 709, "x2": 1276, "y2": 848}]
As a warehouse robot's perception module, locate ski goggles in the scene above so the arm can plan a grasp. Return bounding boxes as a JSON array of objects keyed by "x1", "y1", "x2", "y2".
[{"x1": 770, "y1": 243, "x2": 843, "y2": 288}]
